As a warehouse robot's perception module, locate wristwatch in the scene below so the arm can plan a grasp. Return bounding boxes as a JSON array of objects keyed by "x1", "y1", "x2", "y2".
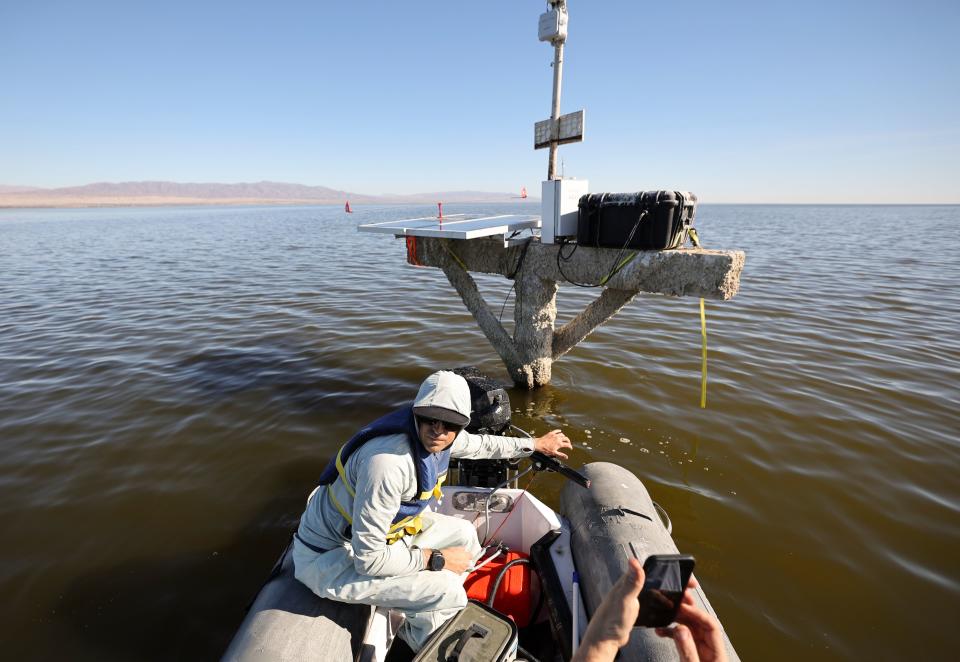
[{"x1": 428, "y1": 549, "x2": 445, "y2": 571}]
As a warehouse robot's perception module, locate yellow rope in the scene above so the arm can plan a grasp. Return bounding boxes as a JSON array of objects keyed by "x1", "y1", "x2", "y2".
[
  {"x1": 700, "y1": 297, "x2": 707, "y2": 408},
  {"x1": 599, "y1": 250, "x2": 639, "y2": 286},
  {"x1": 690, "y1": 228, "x2": 707, "y2": 407},
  {"x1": 689, "y1": 228, "x2": 702, "y2": 249},
  {"x1": 441, "y1": 240, "x2": 467, "y2": 270}
]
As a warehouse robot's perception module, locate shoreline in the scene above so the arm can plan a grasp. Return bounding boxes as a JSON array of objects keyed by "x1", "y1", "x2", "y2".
[
  {"x1": 1, "y1": 199, "x2": 956, "y2": 210},
  {"x1": 0, "y1": 196, "x2": 535, "y2": 210},
  {"x1": 0, "y1": 196, "x2": 350, "y2": 209}
]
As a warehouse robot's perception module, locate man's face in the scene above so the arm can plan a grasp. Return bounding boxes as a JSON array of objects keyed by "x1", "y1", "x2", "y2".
[{"x1": 417, "y1": 417, "x2": 461, "y2": 454}]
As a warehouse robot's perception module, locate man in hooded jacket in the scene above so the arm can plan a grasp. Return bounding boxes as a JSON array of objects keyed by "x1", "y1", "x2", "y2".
[{"x1": 293, "y1": 370, "x2": 572, "y2": 651}]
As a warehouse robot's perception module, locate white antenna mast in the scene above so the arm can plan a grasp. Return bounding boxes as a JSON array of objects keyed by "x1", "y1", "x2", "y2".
[
  {"x1": 546, "y1": 0, "x2": 566, "y2": 180},
  {"x1": 536, "y1": 1, "x2": 583, "y2": 180},
  {"x1": 536, "y1": 2, "x2": 587, "y2": 244}
]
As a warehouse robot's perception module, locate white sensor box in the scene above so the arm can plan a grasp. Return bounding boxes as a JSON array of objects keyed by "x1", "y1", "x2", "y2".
[
  {"x1": 541, "y1": 179, "x2": 588, "y2": 245},
  {"x1": 538, "y1": 9, "x2": 568, "y2": 42}
]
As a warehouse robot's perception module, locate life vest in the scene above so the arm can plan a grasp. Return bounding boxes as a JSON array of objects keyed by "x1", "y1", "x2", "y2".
[{"x1": 317, "y1": 406, "x2": 451, "y2": 544}]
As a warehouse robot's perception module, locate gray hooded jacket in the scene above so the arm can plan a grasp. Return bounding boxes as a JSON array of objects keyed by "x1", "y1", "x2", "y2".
[{"x1": 296, "y1": 371, "x2": 535, "y2": 577}]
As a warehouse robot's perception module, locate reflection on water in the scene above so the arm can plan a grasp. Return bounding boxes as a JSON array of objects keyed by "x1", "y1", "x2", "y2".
[{"x1": 1, "y1": 203, "x2": 958, "y2": 660}]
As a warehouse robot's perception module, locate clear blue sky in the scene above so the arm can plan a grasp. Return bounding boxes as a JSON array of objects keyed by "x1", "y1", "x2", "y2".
[{"x1": 2, "y1": 1, "x2": 957, "y2": 202}]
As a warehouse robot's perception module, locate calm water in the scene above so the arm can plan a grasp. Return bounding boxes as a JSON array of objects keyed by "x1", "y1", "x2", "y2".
[{"x1": 1, "y1": 203, "x2": 958, "y2": 660}]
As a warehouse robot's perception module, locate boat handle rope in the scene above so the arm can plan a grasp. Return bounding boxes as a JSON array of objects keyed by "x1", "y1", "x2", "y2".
[
  {"x1": 689, "y1": 228, "x2": 708, "y2": 409},
  {"x1": 652, "y1": 500, "x2": 673, "y2": 535}
]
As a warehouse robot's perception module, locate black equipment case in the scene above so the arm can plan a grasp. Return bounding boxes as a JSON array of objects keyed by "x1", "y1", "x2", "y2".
[
  {"x1": 412, "y1": 599, "x2": 518, "y2": 662},
  {"x1": 576, "y1": 191, "x2": 697, "y2": 250}
]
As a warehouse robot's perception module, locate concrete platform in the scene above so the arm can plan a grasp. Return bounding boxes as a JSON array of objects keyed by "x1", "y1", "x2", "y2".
[{"x1": 404, "y1": 236, "x2": 745, "y2": 388}]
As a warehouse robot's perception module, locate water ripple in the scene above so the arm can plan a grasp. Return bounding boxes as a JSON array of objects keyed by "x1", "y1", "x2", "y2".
[{"x1": 1, "y1": 203, "x2": 959, "y2": 660}]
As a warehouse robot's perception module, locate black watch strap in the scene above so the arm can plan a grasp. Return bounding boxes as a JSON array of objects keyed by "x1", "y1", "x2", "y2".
[{"x1": 429, "y1": 549, "x2": 445, "y2": 571}]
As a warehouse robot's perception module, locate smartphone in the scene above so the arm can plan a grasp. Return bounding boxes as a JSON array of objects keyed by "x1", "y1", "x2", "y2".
[{"x1": 635, "y1": 554, "x2": 696, "y2": 628}]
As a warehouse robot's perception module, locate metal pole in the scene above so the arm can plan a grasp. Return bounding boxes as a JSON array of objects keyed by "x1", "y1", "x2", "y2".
[{"x1": 548, "y1": 38, "x2": 564, "y2": 181}]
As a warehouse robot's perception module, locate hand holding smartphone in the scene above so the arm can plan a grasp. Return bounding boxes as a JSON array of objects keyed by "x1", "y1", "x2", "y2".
[{"x1": 635, "y1": 554, "x2": 696, "y2": 628}]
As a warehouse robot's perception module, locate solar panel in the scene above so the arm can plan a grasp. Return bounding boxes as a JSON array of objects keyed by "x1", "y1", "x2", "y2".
[
  {"x1": 534, "y1": 110, "x2": 585, "y2": 149},
  {"x1": 358, "y1": 213, "x2": 540, "y2": 240}
]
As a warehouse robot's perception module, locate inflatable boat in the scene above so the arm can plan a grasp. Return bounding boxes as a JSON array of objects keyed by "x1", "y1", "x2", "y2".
[{"x1": 223, "y1": 370, "x2": 739, "y2": 661}]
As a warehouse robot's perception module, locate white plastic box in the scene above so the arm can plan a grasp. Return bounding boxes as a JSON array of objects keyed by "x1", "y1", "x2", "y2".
[
  {"x1": 541, "y1": 179, "x2": 589, "y2": 245},
  {"x1": 538, "y1": 8, "x2": 568, "y2": 42}
]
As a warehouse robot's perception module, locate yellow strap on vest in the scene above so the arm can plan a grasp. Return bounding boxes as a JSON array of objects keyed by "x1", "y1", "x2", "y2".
[
  {"x1": 419, "y1": 472, "x2": 447, "y2": 500},
  {"x1": 335, "y1": 446, "x2": 356, "y2": 498},
  {"x1": 327, "y1": 483, "x2": 425, "y2": 545},
  {"x1": 328, "y1": 449, "x2": 446, "y2": 544},
  {"x1": 327, "y1": 483, "x2": 352, "y2": 523},
  {"x1": 385, "y1": 515, "x2": 424, "y2": 544}
]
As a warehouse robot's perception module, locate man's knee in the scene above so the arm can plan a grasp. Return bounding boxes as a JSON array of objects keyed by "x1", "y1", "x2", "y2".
[
  {"x1": 451, "y1": 517, "x2": 481, "y2": 552},
  {"x1": 435, "y1": 574, "x2": 469, "y2": 608}
]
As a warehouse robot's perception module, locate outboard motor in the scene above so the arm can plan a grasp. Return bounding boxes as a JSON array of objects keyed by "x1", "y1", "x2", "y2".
[
  {"x1": 450, "y1": 366, "x2": 517, "y2": 487},
  {"x1": 453, "y1": 366, "x2": 512, "y2": 434}
]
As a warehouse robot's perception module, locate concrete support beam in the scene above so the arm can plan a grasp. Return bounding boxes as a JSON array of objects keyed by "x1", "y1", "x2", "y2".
[
  {"x1": 437, "y1": 260, "x2": 522, "y2": 372},
  {"x1": 410, "y1": 237, "x2": 744, "y2": 388},
  {"x1": 512, "y1": 269, "x2": 559, "y2": 388},
  {"x1": 552, "y1": 288, "x2": 639, "y2": 360},
  {"x1": 412, "y1": 238, "x2": 744, "y2": 300}
]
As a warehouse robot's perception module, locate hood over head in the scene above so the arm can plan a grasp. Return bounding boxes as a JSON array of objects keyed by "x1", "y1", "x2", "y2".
[{"x1": 412, "y1": 370, "x2": 471, "y2": 428}]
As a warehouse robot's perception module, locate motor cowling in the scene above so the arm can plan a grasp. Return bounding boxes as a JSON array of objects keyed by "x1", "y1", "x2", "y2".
[
  {"x1": 452, "y1": 366, "x2": 512, "y2": 435},
  {"x1": 450, "y1": 367, "x2": 515, "y2": 488}
]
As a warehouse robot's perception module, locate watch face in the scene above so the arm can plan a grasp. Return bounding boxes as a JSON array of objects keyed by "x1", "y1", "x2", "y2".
[{"x1": 430, "y1": 551, "x2": 445, "y2": 571}]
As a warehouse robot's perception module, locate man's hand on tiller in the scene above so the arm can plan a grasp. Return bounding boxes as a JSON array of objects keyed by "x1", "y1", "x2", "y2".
[{"x1": 534, "y1": 429, "x2": 573, "y2": 460}]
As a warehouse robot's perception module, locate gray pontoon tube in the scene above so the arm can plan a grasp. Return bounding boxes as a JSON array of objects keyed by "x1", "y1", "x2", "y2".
[{"x1": 561, "y1": 462, "x2": 740, "y2": 662}]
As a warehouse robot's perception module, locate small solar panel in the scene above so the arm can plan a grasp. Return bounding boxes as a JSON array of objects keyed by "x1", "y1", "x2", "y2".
[
  {"x1": 358, "y1": 213, "x2": 540, "y2": 240},
  {"x1": 534, "y1": 110, "x2": 585, "y2": 149}
]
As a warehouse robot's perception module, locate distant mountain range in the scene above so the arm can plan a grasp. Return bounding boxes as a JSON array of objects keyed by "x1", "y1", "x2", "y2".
[{"x1": 0, "y1": 181, "x2": 534, "y2": 208}]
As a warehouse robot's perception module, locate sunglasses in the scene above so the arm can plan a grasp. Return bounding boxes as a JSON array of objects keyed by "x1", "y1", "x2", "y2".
[{"x1": 417, "y1": 416, "x2": 464, "y2": 434}]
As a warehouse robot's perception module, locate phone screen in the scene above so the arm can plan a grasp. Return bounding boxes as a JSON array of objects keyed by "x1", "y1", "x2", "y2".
[{"x1": 635, "y1": 555, "x2": 695, "y2": 628}]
